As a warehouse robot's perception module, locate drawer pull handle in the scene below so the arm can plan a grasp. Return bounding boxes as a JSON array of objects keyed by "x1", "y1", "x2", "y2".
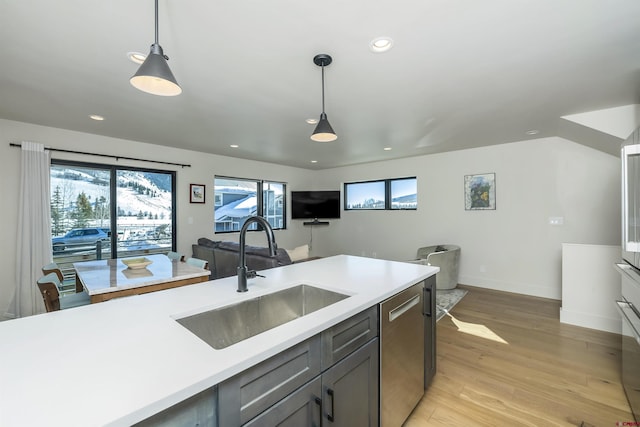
[
  {"x1": 314, "y1": 396, "x2": 323, "y2": 427},
  {"x1": 327, "y1": 388, "x2": 335, "y2": 422}
]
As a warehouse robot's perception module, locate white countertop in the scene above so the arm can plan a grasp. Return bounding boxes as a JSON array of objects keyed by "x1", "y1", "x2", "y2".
[{"x1": 0, "y1": 255, "x2": 437, "y2": 426}]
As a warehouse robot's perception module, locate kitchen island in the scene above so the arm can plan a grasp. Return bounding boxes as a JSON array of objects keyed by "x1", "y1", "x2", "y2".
[{"x1": 0, "y1": 255, "x2": 437, "y2": 426}]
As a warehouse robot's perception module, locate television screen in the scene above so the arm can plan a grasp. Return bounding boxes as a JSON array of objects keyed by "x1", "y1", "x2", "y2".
[{"x1": 291, "y1": 190, "x2": 341, "y2": 219}]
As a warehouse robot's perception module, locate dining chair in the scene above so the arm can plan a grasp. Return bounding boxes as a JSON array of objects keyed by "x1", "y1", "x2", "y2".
[
  {"x1": 185, "y1": 257, "x2": 208, "y2": 270},
  {"x1": 167, "y1": 251, "x2": 185, "y2": 262},
  {"x1": 36, "y1": 273, "x2": 91, "y2": 312},
  {"x1": 42, "y1": 262, "x2": 83, "y2": 293}
]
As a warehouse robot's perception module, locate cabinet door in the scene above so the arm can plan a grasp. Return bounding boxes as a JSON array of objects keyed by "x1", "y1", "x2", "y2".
[
  {"x1": 321, "y1": 338, "x2": 379, "y2": 427},
  {"x1": 243, "y1": 378, "x2": 322, "y2": 427}
]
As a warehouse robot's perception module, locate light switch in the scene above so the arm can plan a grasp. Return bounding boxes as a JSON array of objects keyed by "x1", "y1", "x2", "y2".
[{"x1": 188, "y1": 216, "x2": 194, "y2": 225}]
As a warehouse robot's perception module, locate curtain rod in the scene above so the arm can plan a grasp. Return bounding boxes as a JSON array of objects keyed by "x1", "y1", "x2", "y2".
[{"x1": 9, "y1": 143, "x2": 191, "y2": 168}]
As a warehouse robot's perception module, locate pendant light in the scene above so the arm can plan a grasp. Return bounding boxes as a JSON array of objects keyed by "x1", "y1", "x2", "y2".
[
  {"x1": 130, "y1": 0, "x2": 182, "y2": 96},
  {"x1": 311, "y1": 54, "x2": 337, "y2": 142}
]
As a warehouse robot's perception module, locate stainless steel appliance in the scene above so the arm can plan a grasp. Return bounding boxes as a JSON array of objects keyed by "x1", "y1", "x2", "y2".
[
  {"x1": 619, "y1": 127, "x2": 640, "y2": 420},
  {"x1": 380, "y1": 282, "x2": 425, "y2": 427},
  {"x1": 622, "y1": 128, "x2": 640, "y2": 271},
  {"x1": 617, "y1": 264, "x2": 640, "y2": 421}
]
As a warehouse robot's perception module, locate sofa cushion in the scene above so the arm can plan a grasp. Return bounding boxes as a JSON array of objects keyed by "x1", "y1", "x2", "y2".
[
  {"x1": 197, "y1": 237, "x2": 221, "y2": 248},
  {"x1": 286, "y1": 244, "x2": 310, "y2": 262},
  {"x1": 212, "y1": 241, "x2": 292, "y2": 279}
]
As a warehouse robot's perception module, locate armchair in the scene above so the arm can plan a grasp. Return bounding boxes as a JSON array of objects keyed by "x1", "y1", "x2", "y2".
[{"x1": 416, "y1": 244, "x2": 461, "y2": 290}]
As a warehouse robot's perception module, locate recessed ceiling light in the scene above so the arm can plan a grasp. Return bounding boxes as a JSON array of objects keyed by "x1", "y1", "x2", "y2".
[
  {"x1": 306, "y1": 118, "x2": 318, "y2": 125},
  {"x1": 370, "y1": 37, "x2": 394, "y2": 53},
  {"x1": 230, "y1": 144, "x2": 239, "y2": 148},
  {"x1": 89, "y1": 114, "x2": 104, "y2": 121},
  {"x1": 310, "y1": 160, "x2": 318, "y2": 163},
  {"x1": 526, "y1": 129, "x2": 539, "y2": 135},
  {"x1": 383, "y1": 147, "x2": 392, "y2": 151},
  {"x1": 127, "y1": 51, "x2": 147, "y2": 64}
]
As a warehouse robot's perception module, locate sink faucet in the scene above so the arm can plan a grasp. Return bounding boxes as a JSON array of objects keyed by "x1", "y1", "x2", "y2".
[{"x1": 237, "y1": 215, "x2": 278, "y2": 292}]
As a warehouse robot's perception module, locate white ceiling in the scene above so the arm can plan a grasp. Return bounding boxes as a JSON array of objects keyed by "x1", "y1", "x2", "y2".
[{"x1": 1, "y1": 0, "x2": 639, "y2": 169}]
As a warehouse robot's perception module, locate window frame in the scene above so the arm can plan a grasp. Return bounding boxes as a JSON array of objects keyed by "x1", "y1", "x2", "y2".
[
  {"x1": 214, "y1": 176, "x2": 287, "y2": 233},
  {"x1": 344, "y1": 176, "x2": 417, "y2": 211},
  {"x1": 51, "y1": 159, "x2": 177, "y2": 257}
]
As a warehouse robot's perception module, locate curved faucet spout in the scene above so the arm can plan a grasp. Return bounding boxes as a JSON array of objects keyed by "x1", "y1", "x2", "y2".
[{"x1": 237, "y1": 216, "x2": 277, "y2": 292}]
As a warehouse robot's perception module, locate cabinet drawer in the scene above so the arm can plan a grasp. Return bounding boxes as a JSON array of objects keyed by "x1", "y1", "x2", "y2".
[
  {"x1": 218, "y1": 335, "x2": 322, "y2": 426},
  {"x1": 243, "y1": 377, "x2": 322, "y2": 427},
  {"x1": 321, "y1": 306, "x2": 379, "y2": 370}
]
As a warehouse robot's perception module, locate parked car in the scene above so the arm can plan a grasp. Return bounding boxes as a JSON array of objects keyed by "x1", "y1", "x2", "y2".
[{"x1": 52, "y1": 227, "x2": 111, "y2": 252}]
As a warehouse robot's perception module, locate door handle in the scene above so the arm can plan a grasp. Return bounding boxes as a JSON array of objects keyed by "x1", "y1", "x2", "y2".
[
  {"x1": 388, "y1": 294, "x2": 420, "y2": 322},
  {"x1": 314, "y1": 396, "x2": 323, "y2": 427},
  {"x1": 327, "y1": 388, "x2": 335, "y2": 422},
  {"x1": 423, "y1": 286, "x2": 432, "y2": 317}
]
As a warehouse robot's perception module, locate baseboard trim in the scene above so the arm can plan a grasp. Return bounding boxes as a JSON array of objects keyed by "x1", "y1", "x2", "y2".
[
  {"x1": 458, "y1": 275, "x2": 560, "y2": 300},
  {"x1": 559, "y1": 308, "x2": 622, "y2": 334}
]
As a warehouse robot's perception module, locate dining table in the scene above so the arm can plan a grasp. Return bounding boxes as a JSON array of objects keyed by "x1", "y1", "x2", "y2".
[{"x1": 73, "y1": 253, "x2": 211, "y2": 303}]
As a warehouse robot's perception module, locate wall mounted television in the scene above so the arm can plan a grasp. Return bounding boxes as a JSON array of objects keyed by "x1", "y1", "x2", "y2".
[{"x1": 291, "y1": 190, "x2": 341, "y2": 220}]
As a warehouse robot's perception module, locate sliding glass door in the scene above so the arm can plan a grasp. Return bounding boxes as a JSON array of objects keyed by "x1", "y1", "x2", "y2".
[{"x1": 50, "y1": 161, "x2": 176, "y2": 268}]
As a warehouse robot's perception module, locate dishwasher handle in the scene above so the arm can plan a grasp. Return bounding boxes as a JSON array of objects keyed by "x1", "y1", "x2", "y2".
[{"x1": 388, "y1": 294, "x2": 421, "y2": 322}]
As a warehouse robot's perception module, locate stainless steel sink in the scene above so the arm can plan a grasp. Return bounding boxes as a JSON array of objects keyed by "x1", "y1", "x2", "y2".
[{"x1": 176, "y1": 284, "x2": 349, "y2": 349}]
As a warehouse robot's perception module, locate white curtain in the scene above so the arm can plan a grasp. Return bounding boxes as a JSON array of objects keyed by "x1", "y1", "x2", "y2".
[{"x1": 15, "y1": 142, "x2": 52, "y2": 317}]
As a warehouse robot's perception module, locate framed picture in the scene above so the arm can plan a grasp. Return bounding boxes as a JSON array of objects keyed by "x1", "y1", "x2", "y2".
[
  {"x1": 190, "y1": 184, "x2": 205, "y2": 204},
  {"x1": 464, "y1": 173, "x2": 495, "y2": 210}
]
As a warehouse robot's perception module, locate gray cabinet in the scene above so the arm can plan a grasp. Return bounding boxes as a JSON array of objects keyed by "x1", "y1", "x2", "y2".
[
  {"x1": 424, "y1": 275, "x2": 437, "y2": 388},
  {"x1": 321, "y1": 338, "x2": 379, "y2": 427},
  {"x1": 321, "y1": 305, "x2": 378, "y2": 370},
  {"x1": 219, "y1": 307, "x2": 379, "y2": 427},
  {"x1": 218, "y1": 336, "x2": 322, "y2": 425},
  {"x1": 133, "y1": 387, "x2": 217, "y2": 427},
  {"x1": 138, "y1": 307, "x2": 380, "y2": 426},
  {"x1": 244, "y1": 378, "x2": 322, "y2": 427}
]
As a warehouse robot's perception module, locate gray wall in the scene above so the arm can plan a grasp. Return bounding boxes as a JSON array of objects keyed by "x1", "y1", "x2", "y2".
[
  {"x1": 309, "y1": 137, "x2": 620, "y2": 299},
  {"x1": 0, "y1": 119, "x2": 620, "y2": 317}
]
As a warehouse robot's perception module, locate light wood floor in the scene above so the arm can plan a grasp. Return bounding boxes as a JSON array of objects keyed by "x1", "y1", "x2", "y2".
[{"x1": 405, "y1": 285, "x2": 633, "y2": 427}]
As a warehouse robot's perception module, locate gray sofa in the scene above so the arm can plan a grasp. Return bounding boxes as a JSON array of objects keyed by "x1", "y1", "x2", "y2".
[{"x1": 192, "y1": 238, "x2": 292, "y2": 280}]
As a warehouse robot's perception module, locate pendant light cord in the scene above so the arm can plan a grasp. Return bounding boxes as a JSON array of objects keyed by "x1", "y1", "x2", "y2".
[
  {"x1": 321, "y1": 65, "x2": 326, "y2": 114},
  {"x1": 154, "y1": 0, "x2": 159, "y2": 44}
]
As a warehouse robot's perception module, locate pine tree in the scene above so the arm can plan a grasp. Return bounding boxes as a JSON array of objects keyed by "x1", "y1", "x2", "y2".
[
  {"x1": 51, "y1": 185, "x2": 63, "y2": 235},
  {"x1": 72, "y1": 192, "x2": 93, "y2": 227}
]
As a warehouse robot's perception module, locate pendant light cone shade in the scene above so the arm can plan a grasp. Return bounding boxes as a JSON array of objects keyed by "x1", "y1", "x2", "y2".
[
  {"x1": 130, "y1": 44, "x2": 181, "y2": 96},
  {"x1": 130, "y1": 0, "x2": 181, "y2": 96},
  {"x1": 310, "y1": 54, "x2": 337, "y2": 142},
  {"x1": 312, "y1": 112, "x2": 337, "y2": 142}
]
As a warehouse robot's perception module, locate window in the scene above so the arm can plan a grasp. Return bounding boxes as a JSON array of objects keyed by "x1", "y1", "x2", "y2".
[
  {"x1": 344, "y1": 181, "x2": 386, "y2": 210},
  {"x1": 390, "y1": 177, "x2": 418, "y2": 209},
  {"x1": 50, "y1": 161, "x2": 176, "y2": 262},
  {"x1": 344, "y1": 177, "x2": 417, "y2": 210},
  {"x1": 214, "y1": 177, "x2": 286, "y2": 232}
]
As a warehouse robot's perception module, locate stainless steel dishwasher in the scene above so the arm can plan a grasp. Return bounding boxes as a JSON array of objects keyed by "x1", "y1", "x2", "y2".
[{"x1": 380, "y1": 282, "x2": 425, "y2": 427}]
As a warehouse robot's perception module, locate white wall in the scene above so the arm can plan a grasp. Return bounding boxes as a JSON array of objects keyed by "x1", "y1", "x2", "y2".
[
  {"x1": 0, "y1": 119, "x2": 313, "y2": 318},
  {"x1": 0, "y1": 119, "x2": 621, "y2": 317},
  {"x1": 560, "y1": 243, "x2": 621, "y2": 333},
  {"x1": 310, "y1": 137, "x2": 621, "y2": 299}
]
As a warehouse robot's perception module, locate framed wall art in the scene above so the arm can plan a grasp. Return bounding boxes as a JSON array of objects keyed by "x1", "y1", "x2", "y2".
[
  {"x1": 464, "y1": 173, "x2": 495, "y2": 210},
  {"x1": 190, "y1": 184, "x2": 205, "y2": 204}
]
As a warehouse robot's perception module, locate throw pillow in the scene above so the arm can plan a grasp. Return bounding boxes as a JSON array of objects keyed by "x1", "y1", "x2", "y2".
[{"x1": 286, "y1": 244, "x2": 310, "y2": 262}]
